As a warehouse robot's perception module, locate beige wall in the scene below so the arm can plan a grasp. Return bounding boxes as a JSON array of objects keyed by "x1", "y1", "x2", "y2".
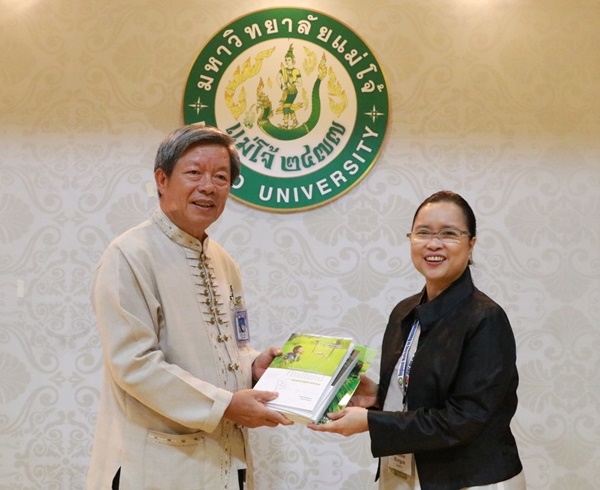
[{"x1": 1, "y1": 0, "x2": 599, "y2": 488}]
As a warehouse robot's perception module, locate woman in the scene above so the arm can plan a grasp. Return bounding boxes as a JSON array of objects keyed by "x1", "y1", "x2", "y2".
[{"x1": 309, "y1": 191, "x2": 525, "y2": 490}]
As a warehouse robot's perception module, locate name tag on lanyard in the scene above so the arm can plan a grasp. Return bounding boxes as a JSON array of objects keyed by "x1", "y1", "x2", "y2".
[
  {"x1": 389, "y1": 453, "x2": 413, "y2": 478},
  {"x1": 397, "y1": 320, "x2": 421, "y2": 409},
  {"x1": 389, "y1": 320, "x2": 421, "y2": 479}
]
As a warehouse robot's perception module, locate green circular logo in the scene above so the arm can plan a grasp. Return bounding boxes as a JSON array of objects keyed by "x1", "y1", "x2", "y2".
[{"x1": 184, "y1": 8, "x2": 389, "y2": 212}]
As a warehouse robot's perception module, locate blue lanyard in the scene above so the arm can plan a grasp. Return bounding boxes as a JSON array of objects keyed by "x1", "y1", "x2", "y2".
[{"x1": 397, "y1": 320, "x2": 421, "y2": 405}]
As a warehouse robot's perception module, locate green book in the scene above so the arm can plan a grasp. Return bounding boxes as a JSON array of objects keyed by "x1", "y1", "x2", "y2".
[{"x1": 317, "y1": 345, "x2": 378, "y2": 424}]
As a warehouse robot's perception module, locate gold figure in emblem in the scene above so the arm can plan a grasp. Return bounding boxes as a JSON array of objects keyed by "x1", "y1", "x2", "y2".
[{"x1": 276, "y1": 44, "x2": 303, "y2": 129}]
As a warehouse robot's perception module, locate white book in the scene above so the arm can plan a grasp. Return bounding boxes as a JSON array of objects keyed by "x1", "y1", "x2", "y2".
[{"x1": 254, "y1": 333, "x2": 359, "y2": 424}]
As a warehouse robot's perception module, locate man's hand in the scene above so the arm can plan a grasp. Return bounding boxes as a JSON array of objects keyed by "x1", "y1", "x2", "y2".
[
  {"x1": 223, "y1": 389, "x2": 293, "y2": 428},
  {"x1": 307, "y1": 407, "x2": 369, "y2": 437},
  {"x1": 252, "y1": 346, "x2": 282, "y2": 381},
  {"x1": 347, "y1": 373, "x2": 379, "y2": 408}
]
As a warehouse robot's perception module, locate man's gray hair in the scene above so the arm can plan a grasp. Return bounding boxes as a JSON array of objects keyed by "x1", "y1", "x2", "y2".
[{"x1": 154, "y1": 124, "x2": 241, "y2": 193}]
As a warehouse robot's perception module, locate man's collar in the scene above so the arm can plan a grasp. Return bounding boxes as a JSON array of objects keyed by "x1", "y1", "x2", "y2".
[{"x1": 152, "y1": 207, "x2": 209, "y2": 252}]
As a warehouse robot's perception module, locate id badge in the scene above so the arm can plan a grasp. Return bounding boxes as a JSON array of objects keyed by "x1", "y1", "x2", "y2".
[
  {"x1": 233, "y1": 309, "x2": 250, "y2": 342},
  {"x1": 388, "y1": 453, "x2": 413, "y2": 479},
  {"x1": 230, "y1": 288, "x2": 250, "y2": 343}
]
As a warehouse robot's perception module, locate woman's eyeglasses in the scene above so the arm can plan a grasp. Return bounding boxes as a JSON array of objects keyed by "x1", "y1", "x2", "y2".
[{"x1": 406, "y1": 229, "x2": 471, "y2": 243}]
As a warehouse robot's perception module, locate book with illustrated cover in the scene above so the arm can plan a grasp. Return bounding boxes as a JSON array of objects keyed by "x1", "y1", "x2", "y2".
[
  {"x1": 253, "y1": 332, "x2": 361, "y2": 424},
  {"x1": 317, "y1": 345, "x2": 378, "y2": 424}
]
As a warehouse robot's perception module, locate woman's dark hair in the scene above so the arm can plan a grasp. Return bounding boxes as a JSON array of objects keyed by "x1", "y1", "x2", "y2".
[
  {"x1": 153, "y1": 124, "x2": 241, "y2": 196},
  {"x1": 412, "y1": 190, "x2": 477, "y2": 238}
]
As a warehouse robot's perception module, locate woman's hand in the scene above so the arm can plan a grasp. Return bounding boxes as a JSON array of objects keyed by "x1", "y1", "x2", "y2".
[
  {"x1": 347, "y1": 373, "x2": 379, "y2": 408},
  {"x1": 307, "y1": 407, "x2": 369, "y2": 437}
]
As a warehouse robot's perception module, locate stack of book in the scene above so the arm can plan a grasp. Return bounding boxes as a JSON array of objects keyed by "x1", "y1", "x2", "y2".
[{"x1": 253, "y1": 333, "x2": 376, "y2": 424}]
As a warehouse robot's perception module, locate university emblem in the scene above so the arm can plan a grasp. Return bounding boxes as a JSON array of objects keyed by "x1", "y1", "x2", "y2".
[{"x1": 184, "y1": 8, "x2": 389, "y2": 212}]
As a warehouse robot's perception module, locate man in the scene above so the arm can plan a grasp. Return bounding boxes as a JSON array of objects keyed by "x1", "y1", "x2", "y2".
[{"x1": 87, "y1": 124, "x2": 292, "y2": 490}]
